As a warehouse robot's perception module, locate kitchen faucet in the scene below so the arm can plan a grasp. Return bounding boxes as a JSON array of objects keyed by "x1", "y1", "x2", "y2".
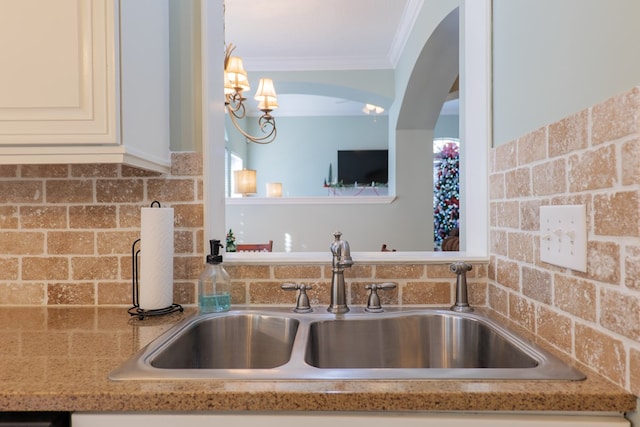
[{"x1": 328, "y1": 231, "x2": 353, "y2": 314}]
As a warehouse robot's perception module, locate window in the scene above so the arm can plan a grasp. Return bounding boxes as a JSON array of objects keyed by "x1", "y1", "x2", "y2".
[{"x1": 225, "y1": 149, "x2": 244, "y2": 198}]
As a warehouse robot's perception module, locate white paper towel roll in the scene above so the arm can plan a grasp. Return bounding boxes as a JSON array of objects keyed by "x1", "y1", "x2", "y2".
[{"x1": 139, "y1": 206, "x2": 174, "y2": 310}]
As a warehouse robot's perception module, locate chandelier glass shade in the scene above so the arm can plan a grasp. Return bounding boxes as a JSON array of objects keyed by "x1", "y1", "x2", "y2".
[{"x1": 224, "y1": 44, "x2": 278, "y2": 144}]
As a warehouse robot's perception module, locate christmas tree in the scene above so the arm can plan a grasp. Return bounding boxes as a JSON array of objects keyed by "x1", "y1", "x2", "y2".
[
  {"x1": 433, "y1": 142, "x2": 460, "y2": 248},
  {"x1": 225, "y1": 229, "x2": 237, "y2": 252}
]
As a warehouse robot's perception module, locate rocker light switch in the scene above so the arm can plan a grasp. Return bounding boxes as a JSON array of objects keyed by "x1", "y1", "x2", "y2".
[{"x1": 540, "y1": 205, "x2": 587, "y2": 272}]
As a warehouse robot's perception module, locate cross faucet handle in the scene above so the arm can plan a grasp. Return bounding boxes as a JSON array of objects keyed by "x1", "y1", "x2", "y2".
[
  {"x1": 281, "y1": 283, "x2": 313, "y2": 313},
  {"x1": 364, "y1": 282, "x2": 396, "y2": 313}
]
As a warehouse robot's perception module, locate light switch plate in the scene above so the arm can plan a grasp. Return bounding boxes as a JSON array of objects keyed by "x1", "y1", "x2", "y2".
[{"x1": 539, "y1": 205, "x2": 587, "y2": 272}]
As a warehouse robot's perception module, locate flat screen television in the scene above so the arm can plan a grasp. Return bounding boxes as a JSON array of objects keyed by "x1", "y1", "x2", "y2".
[{"x1": 337, "y1": 149, "x2": 388, "y2": 185}]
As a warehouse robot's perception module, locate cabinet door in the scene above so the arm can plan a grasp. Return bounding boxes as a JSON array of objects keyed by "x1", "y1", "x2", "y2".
[{"x1": 0, "y1": 0, "x2": 117, "y2": 145}]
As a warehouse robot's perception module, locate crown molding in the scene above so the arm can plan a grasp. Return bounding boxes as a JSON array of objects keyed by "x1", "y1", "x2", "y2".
[
  {"x1": 243, "y1": 56, "x2": 393, "y2": 72},
  {"x1": 388, "y1": 0, "x2": 424, "y2": 68}
]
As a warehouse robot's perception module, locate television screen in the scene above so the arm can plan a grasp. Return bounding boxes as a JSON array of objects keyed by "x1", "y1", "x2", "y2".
[{"x1": 337, "y1": 150, "x2": 388, "y2": 185}]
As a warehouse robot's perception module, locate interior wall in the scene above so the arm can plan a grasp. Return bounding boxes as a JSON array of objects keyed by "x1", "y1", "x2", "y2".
[
  {"x1": 226, "y1": 199, "x2": 433, "y2": 252},
  {"x1": 394, "y1": 8, "x2": 459, "y2": 131},
  {"x1": 248, "y1": 69, "x2": 395, "y2": 109},
  {"x1": 244, "y1": 115, "x2": 388, "y2": 197},
  {"x1": 226, "y1": 124, "x2": 434, "y2": 253},
  {"x1": 492, "y1": 0, "x2": 640, "y2": 146},
  {"x1": 225, "y1": 116, "x2": 248, "y2": 161},
  {"x1": 168, "y1": 0, "x2": 201, "y2": 152},
  {"x1": 434, "y1": 114, "x2": 459, "y2": 139}
]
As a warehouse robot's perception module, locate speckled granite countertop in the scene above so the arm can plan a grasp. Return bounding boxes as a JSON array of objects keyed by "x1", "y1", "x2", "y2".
[{"x1": 0, "y1": 306, "x2": 634, "y2": 413}]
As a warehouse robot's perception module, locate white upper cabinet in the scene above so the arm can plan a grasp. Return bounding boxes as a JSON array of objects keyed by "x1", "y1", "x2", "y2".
[{"x1": 0, "y1": 0, "x2": 171, "y2": 172}]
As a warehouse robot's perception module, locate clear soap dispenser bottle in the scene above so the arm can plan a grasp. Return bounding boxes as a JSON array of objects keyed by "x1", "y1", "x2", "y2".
[{"x1": 198, "y1": 239, "x2": 231, "y2": 313}]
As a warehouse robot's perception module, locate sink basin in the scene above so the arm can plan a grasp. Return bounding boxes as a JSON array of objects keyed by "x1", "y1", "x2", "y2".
[
  {"x1": 151, "y1": 313, "x2": 299, "y2": 369},
  {"x1": 109, "y1": 307, "x2": 585, "y2": 381},
  {"x1": 305, "y1": 315, "x2": 537, "y2": 369}
]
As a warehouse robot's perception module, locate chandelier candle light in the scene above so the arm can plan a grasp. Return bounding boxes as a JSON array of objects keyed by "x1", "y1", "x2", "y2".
[{"x1": 224, "y1": 44, "x2": 278, "y2": 144}]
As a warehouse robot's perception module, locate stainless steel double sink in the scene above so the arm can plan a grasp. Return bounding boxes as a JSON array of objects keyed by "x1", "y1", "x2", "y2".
[{"x1": 109, "y1": 307, "x2": 585, "y2": 381}]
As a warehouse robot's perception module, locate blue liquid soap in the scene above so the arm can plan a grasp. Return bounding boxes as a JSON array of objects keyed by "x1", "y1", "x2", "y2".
[
  {"x1": 199, "y1": 293, "x2": 231, "y2": 313},
  {"x1": 198, "y1": 239, "x2": 232, "y2": 313}
]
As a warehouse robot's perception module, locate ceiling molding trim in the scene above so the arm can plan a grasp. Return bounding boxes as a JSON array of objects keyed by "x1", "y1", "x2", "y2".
[
  {"x1": 243, "y1": 56, "x2": 393, "y2": 72},
  {"x1": 388, "y1": 0, "x2": 424, "y2": 68}
]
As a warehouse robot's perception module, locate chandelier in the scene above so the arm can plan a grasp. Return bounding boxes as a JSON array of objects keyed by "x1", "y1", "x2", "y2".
[
  {"x1": 362, "y1": 103, "x2": 384, "y2": 115},
  {"x1": 224, "y1": 44, "x2": 278, "y2": 144}
]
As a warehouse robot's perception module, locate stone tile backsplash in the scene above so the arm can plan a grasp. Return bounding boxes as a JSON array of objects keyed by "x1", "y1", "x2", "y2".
[
  {"x1": 225, "y1": 263, "x2": 487, "y2": 309},
  {"x1": 0, "y1": 153, "x2": 205, "y2": 306},
  {"x1": 489, "y1": 87, "x2": 640, "y2": 395}
]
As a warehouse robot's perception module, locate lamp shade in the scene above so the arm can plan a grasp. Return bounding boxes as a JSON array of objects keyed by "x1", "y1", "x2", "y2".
[
  {"x1": 225, "y1": 56, "x2": 250, "y2": 92},
  {"x1": 223, "y1": 71, "x2": 236, "y2": 95},
  {"x1": 234, "y1": 169, "x2": 257, "y2": 195},
  {"x1": 266, "y1": 182, "x2": 282, "y2": 197},
  {"x1": 255, "y1": 78, "x2": 278, "y2": 111}
]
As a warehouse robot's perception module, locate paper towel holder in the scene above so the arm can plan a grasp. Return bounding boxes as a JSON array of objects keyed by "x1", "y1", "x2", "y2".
[{"x1": 128, "y1": 201, "x2": 183, "y2": 320}]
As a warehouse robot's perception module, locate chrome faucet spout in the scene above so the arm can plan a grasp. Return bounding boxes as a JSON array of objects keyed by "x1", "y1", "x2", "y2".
[
  {"x1": 328, "y1": 231, "x2": 352, "y2": 314},
  {"x1": 330, "y1": 231, "x2": 353, "y2": 268}
]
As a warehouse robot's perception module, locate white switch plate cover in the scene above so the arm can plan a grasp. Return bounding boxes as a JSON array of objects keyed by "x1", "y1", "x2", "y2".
[{"x1": 539, "y1": 205, "x2": 587, "y2": 272}]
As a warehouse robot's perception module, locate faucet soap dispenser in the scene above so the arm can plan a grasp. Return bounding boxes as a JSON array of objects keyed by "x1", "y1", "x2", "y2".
[{"x1": 198, "y1": 239, "x2": 231, "y2": 313}]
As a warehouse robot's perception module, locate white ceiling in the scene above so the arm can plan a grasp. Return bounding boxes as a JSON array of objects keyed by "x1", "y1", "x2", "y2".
[
  {"x1": 224, "y1": 0, "x2": 458, "y2": 117},
  {"x1": 225, "y1": 0, "x2": 419, "y2": 71}
]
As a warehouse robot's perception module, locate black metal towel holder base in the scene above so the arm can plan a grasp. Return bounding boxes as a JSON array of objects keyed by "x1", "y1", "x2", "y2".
[{"x1": 128, "y1": 201, "x2": 183, "y2": 320}]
